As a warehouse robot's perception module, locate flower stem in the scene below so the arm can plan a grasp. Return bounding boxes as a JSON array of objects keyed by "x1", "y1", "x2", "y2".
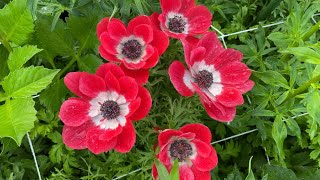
[
  {"x1": 281, "y1": 21, "x2": 320, "y2": 61},
  {"x1": 0, "y1": 38, "x2": 13, "y2": 52},
  {"x1": 283, "y1": 74, "x2": 320, "y2": 102},
  {"x1": 55, "y1": 55, "x2": 79, "y2": 79}
]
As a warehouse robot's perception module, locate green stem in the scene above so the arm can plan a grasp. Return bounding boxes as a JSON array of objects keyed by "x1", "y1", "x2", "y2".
[
  {"x1": 281, "y1": 21, "x2": 320, "y2": 61},
  {"x1": 0, "y1": 38, "x2": 13, "y2": 52},
  {"x1": 55, "y1": 55, "x2": 79, "y2": 79},
  {"x1": 283, "y1": 74, "x2": 320, "y2": 102}
]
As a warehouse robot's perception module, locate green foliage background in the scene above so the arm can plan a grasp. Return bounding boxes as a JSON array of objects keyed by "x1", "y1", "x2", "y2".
[{"x1": 0, "y1": 0, "x2": 320, "y2": 179}]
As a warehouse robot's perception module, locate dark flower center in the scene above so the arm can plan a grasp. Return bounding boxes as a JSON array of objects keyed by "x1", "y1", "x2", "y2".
[
  {"x1": 195, "y1": 70, "x2": 213, "y2": 88},
  {"x1": 169, "y1": 139, "x2": 193, "y2": 162},
  {"x1": 121, "y1": 39, "x2": 142, "y2": 60},
  {"x1": 168, "y1": 15, "x2": 186, "y2": 33},
  {"x1": 100, "y1": 100, "x2": 120, "y2": 119}
]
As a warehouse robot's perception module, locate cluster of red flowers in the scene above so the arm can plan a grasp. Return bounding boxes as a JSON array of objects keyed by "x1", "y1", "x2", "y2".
[{"x1": 58, "y1": 0, "x2": 253, "y2": 179}]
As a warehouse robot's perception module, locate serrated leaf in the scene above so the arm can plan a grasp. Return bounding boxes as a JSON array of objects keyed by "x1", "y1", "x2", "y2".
[
  {"x1": 39, "y1": 79, "x2": 68, "y2": 112},
  {"x1": 0, "y1": 98, "x2": 36, "y2": 145},
  {"x1": 272, "y1": 115, "x2": 287, "y2": 161},
  {"x1": 282, "y1": 47, "x2": 320, "y2": 64},
  {"x1": 245, "y1": 156, "x2": 255, "y2": 180},
  {"x1": 67, "y1": 14, "x2": 99, "y2": 53},
  {"x1": 0, "y1": 0, "x2": 34, "y2": 45},
  {"x1": 1, "y1": 66, "x2": 59, "y2": 98},
  {"x1": 0, "y1": 137, "x2": 18, "y2": 155},
  {"x1": 7, "y1": 45, "x2": 42, "y2": 71},
  {"x1": 78, "y1": 54, "x2": 103, "y2": 73},
  {"x1": 254, "y1": 71, "x2": 289, "y2": 89},
  {"x1": 262, "y1": 165, "x2": 297, "y2": 180},
  {"x1": 169, "y1": 159, "x2": 179, "y2": 180},
  {"x1": 155, "y1": 159, "x2": 170, "y2": 180}
]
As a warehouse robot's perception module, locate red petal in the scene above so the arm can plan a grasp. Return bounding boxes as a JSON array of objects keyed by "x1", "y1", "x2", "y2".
[
  {"x1": 114, "y1": 120, "x2": 136, "y2": 153},
  {"x1": 186, "y1": 6, "x2": 212, "y2": 34},
  {"x1": 118, "y1": 76, "x2": 139, "y2": 101},
  {"x1": 197, "y1": 32, "x2": 224, "y2": 61},
  {"x1": 208, "y1": 49, "x2": 243, "y2": 69},
  {"x1": 86, "y1": 127, "x2": 118, "y2": 154},
  {"x1": 107, "y1": 20, "x2": 127, "y2": 40},
  {"x1": 219, "y1": 61, "x2": 251, "y2": 84},
  {"x1": 59, "y1": 98, "x2": 90, "y2": 127},
  {"x1": 97, "y1": 17, "x2": 123, "y2": 38},
  {"x1": 152, "y1": 164, "x2": 158, "y2": 180},
  {"x1": 179, "y1": 0, "x2": 195, "y2": 12},
  {"x1": 120, "y1": 64, "x2": 149, "y2": 85},
  {"x1": 149, "y1": 12, "x2": 161, "y2": 30},
  {"x1": 216, "y1": 88, "x2": 244, "y2": 107},
  {"x1": 134, "y1": 24, "x2": 153, "y2": 44},
  {"x1": 168, "y1": 61, "x2": 195, "y2": 96},
  {"x1": 129, "y1": 86, "x2": 152, "y2": 121},
  {"x1": 142, "y1": 49, "x2": 159, "y2": 69},
  {"x1": 90, "y1": 125, "x2": 123, "y2": 141},
  {"x1": 160, "y1": 0, "x2": 181, "y2": 12},
  {"x1": 179, "y1": 165, "x2": 195, "y2": 180},
  {"x1": 123, "y1": 60, "x2": 146, "y2": 70},
  {"x1": 231, "y1": 80, "x2": 254, "y2": 93},
  {"x1": 158, "y1": 144, "x2": 171, "y2": 166},
  {"x1": 191, "y1": 166, "x2": 211, "y2": 179},
  {"x1": 96, "y1": 62, "x2": 125, "y2": 79},
  {"x1": 127, "y1": 97, "x2": 141, "y2": 117},
  {"x1": 64, "y1": 72, "x2": 88, "y2": 98},
  {"x1": 98, "y1": 46, "x2": 121, "y2": 63},
  {"x1": 180, "y1": 123, "x2": 212, "y2": 143},
  {"x1": 189, "y1": 47, "x2": 206, "y2": 66},
  {"x1": 79, "y1": 73, "x2": 106, "y2": 98},
  {"x1": 192, "y1": 139, "x2": 212, "y2": 157},
  {"x1": 158, "y1": 129, "x2": 182, "y2": 147},
  {"x1": 181, "y1": 36, "x2": 200, "y2": 66},
  {"x1": 201, "y1": 99, "x2": 236, "y2": 122},
  {"x1": 100, "y1": 32, "x2": 119, "y2": 54},
  {"x1": 104, "y1": 71, "x2": 120, "y2": 93},
  {"x1": 62, "y1": 121, "x2": 93, "y2": 149},
  {"x1": 151, "y1": 29, "x2": 169, "y2": 55},
  {"x1": 128, "y1": 15, "x2": 152, "y2": 33},
  {"x1": 192, "y1": 148, "x2": 218, "y2": 171}
]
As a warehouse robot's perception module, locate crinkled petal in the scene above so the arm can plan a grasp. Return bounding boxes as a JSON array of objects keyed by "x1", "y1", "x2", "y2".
[
  {"x1": 180, "y1": 123, "x2": 212, "y2": 143},
  {"x1": 191, "y1": 166, "x2": 211, "y2": 180},
  {"x1": 201, "y1": 99, "x2": 236, "y2": 122},
  {"x1": 86, "y1": 127, "x2": 118, "y2": 154},
  {"x1": 179, "y1": 0, "x2": 195, "y2": 12},
  {"x1": 230, "y1": 80, "x2": 254, "y2": 94},
  {"x1": 160, "y1": 0, "x2": 181, "y2": 12},
  {"x1": 97, "y1": 17, "x2": 123, "y2": 38},
  {"x1": 59, "y1": 98, "x2": 90, "y2": 127},
  {"x1": 123, "y1": 59, "x2": 146, "y2": 70},
  {"x1": 192, "y1": 148, "x2": 218, "y2": 171},
  {"x1": 134, "y1": 24, "x2": 153, "y2": 44},
  {"x1": 189, "y1": 47, "x2": 206, "y2": 66},
  {"x1": 64, "y1": 72, "x2": 88, "y2": 98},
  {"x1": 191, "y1": 139, "x2": 212, "y2": 157},
  {"x1": 179, "y1": 165, "x2": 195, "y2": 180},
  {"x1": 120, "y1": 63, "x2": 149, "y2": 85},
  {"x1": 219, "y1": 61, "x2": 251, "y2": 84},
  {"x1": 216, "y1": 87, "x2": 244, "y2": 107},
  {"x1": 129, "y1": 86, "x2": 152, "y2": 121},
  {"x1": 197, "y1": 32, "x2": 224, "y2": 61},
  {"x1": 98, "y1": 45, "x2": 122, "y2": 63},
  {"x1": 107, "y1": 20, "x2": 128, "y2": 40},
  {"x1": 79, "y1": 73, "x2": 106, "y2": 98},
  {"x1": 181, "y1": 36, "x2": 200, "y2": 66},
  {"x1": 186, "y1": 6, "x2": 212, "y2": 34},
  {"x1": 208, "y1": 49, "x2": 243, "y2": 69},
  {"x1": 128, "y1": 15, "x2": 152, "y2": 33},
  {"x1": 114, "y1": 120, "x2": 136, "y2": 153},
  {"x1": 96, "y1": 62, "x2": 125, "y2": 79},
  {"x1": 150, "y1": 12, "x2": 161, "y2": 30},
  {"x1": 118, "y1": 76, "x2": 139, "y2": 101},
  {"x1": 104, "y1": 71, "x2": 120, "y2": 93},
  {"x1": 159, "y1": 129, "x2": 183, "y2": 147},
  {"x1": 100, "y1": 32, "x2": 119, "y2": 54},
  {"x1": 62, "y1": 121, "x2": 93, "y2": 149},
  {"x1": 152, "y1": 164, "x2": 158, "y2": 180},
  {"x1": 168, "y1": 61, "x2": 195, "y2": 96},
  {"x1": 127, "y1": 97, "x2": 141, "y2": 117},
  {"x1": 151, "y1": 29, "x2": 169, "y2": 55},
  {"x1": 142, "y1": 49, "x2": 159, "y2": 69},
  {"x1": 159, "y1": 144, "x2": 171, "y2": 166}
]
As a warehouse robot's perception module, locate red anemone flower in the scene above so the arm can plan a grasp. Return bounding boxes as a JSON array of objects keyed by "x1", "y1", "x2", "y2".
[
  {"x1": 152, "y1": 123, "x2": 218, "y2": 180},
  {"x1": 97, "y1": 15, "x2": 169, "y2": 70},
  {"x1": 158, "y1": 0, "x2": 212, "y2": 39},
  {"x1": 59, "y1": 63, "x2": 152, "y2": 154},
  {"x1": 168, "y1": 32, "x2": 254, "y2": 122}
]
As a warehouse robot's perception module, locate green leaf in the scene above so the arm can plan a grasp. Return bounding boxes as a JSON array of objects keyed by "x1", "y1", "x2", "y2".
[
  {"x1": 306, "y1": 88, "x2": 320, "y2": 125},
  {"x1": 134, "y1": 0, "x2": 145, "y2": 15},
  {"x1": 245, "y1": 156, "x2": 255, "y2": 180},
  {"x1": 272, "y1": 115, "x2": 287, "y2": 161},
  {"x1": 262, "y1": 165, "x2": 297, "y2": 180},
  {"x1": 252, "y1": 109, "x2": 276, "y2": 117},
  {"x1": 0, "y1": 92, "x2": 6, "y2": 102},
  {"x1": 0, "y1": 0, "x2": 34, "y2": 45},
  {"x1": 0, "y1": 98, "x2": 37, "y2": 145},
  {"x1": 67, "y1": 14, "x2": 99, "y2": 53},
  {"x1": 1, "y1": 66, "x2": 59, "y2": 98},
  {"x1": 310, "y1": 148, "x2": 320, "y2": 160},
  {"x1": 77, "y1": 54, "x2": 103, "y2": 73},
  {"x1": 282, "y1": 47, "x2": 320, "y2": 64},
  {"x1": 154, "y1": 159, "x2": 170, "y2": 180},
  {"x1": 0, "y1": 46, "x2": 9, "y2": 80},
  {"x1": 254, "y1": 71, "x2": 289, "y2": 89},
  {"x1": 268, "y1": 32, "x2": 291, "y2": 48},
  {"x1": 7, "y1": 45, "x2": 42, "y2": 71},
  {"x1": 0, "y1": 137, "x2": 18, "y2": 155},
  {"x1": 169, "y1": 159, "x2": 179, "y2": 180}
]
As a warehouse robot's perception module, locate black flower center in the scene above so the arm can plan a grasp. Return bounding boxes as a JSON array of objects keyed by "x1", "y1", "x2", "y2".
[
  {"x1": 100, "y1": 100, "x2": 120, "y2": 119},
  {"x1": 169, "y1": 139, "x2": 193, "y2": 162},
  {"x1": 168, "y1": 15, "x2": 186, "y2": 33},
  {"x1": 122, "y1": 39, "x2": 142, "y2": 60},
  {"x1": 195, "y1": 70, "x2": 213, "y2": 88}
]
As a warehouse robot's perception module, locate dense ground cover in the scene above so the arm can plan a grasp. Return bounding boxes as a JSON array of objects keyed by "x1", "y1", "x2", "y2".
[{"x1": 0, "y1": 0, "x2": 320, "y2": 179}]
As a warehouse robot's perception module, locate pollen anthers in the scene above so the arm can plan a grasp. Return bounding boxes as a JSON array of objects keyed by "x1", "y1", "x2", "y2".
[
  {"x1": 195, "y1": 70, "x2": 213, "y2": 88},
  {"x1": 166, "y1": 13, "x2": 188, "y2": 34},
  {"x1": 169, "y1": 139, "x2": 193, "y2": 162},
  {"x1": 100, "y1": 100, "x2": 120, "y2": 119}
]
